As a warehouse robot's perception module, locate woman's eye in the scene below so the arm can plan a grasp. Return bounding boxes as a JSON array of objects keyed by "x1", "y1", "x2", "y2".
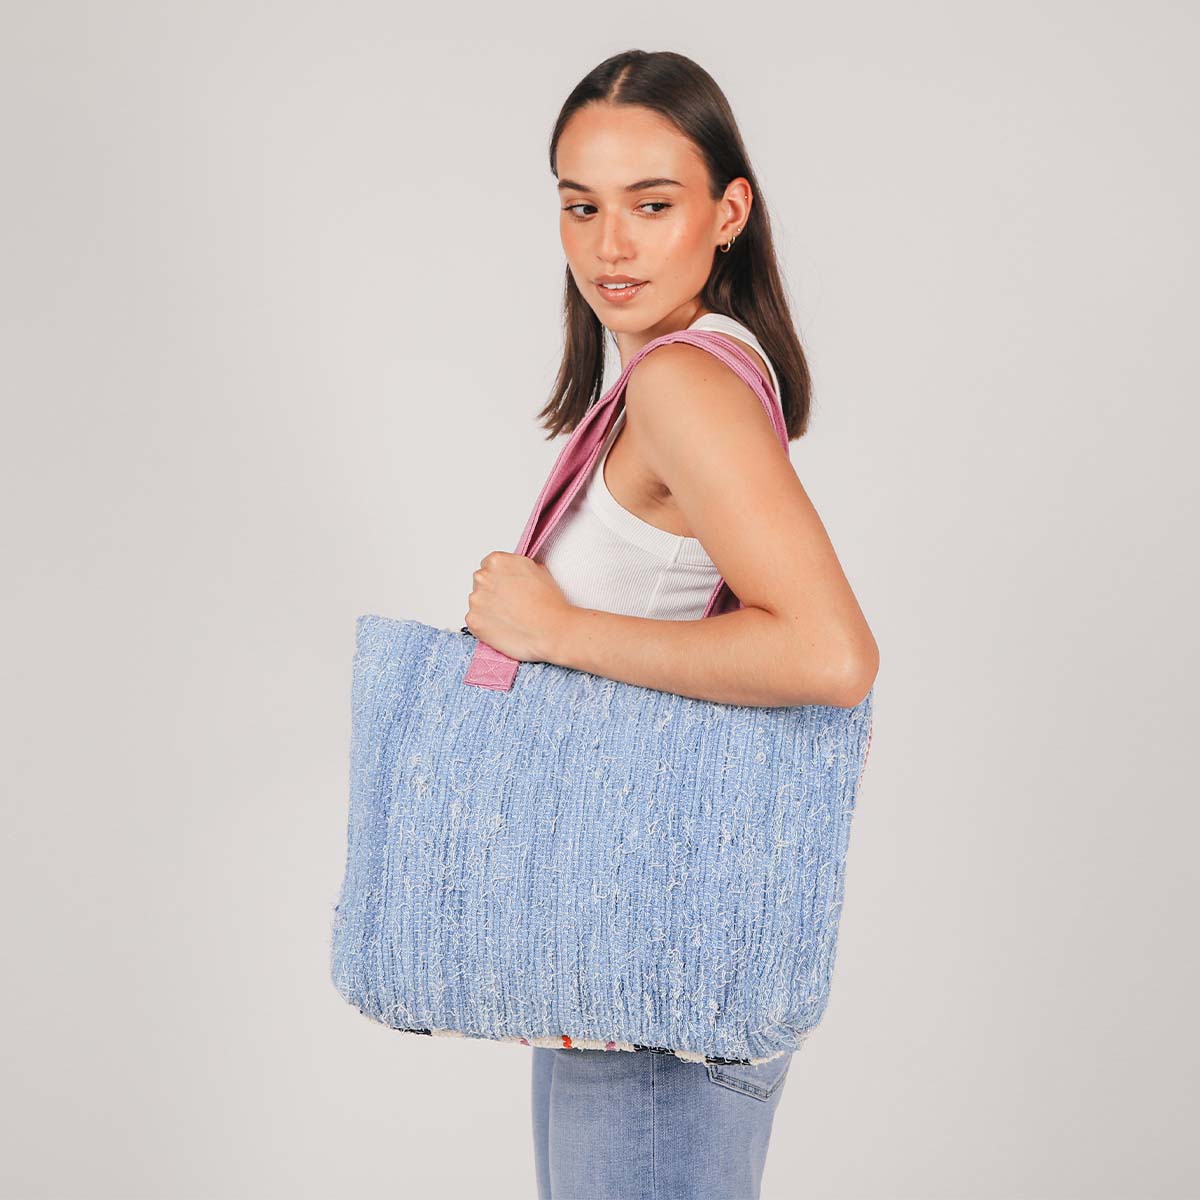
[{"x1": 561, "y1": 202, "x2": 673, "y2": 219}]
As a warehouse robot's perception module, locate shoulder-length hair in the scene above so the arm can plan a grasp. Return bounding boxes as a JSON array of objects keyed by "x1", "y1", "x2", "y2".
[{"x1": 537, "y1": 49, "x2": 812, "y2": 442}]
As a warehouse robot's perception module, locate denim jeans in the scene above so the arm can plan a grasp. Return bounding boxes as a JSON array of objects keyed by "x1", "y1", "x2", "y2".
[{"x1": 531, "y1": 1045, "x2": 794, "y2": 1200}]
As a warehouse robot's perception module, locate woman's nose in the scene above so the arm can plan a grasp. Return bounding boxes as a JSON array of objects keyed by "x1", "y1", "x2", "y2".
[{"x1": 595, "y1": 215, "x2": 633, "y2": 263}]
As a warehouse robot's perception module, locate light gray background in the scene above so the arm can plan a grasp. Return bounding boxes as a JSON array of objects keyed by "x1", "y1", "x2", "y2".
[{"x1": 2, "y1": 3, "x2": 1196, "y2": 1198}]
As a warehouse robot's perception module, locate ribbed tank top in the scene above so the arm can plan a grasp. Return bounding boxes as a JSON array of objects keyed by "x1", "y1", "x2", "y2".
[{"x1": 533, "y1": 312, "x2": 781, "y2": 620}]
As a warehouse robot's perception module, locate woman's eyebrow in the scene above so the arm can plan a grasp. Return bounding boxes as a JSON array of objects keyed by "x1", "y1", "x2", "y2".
[{"x1": 556, "y1": 177, "x2": 685, "y2": 193}]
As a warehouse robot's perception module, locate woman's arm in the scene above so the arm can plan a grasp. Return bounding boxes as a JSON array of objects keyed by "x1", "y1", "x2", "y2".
[{"x1": 544, "y1": 343, "x2": 879, "y2": 709}]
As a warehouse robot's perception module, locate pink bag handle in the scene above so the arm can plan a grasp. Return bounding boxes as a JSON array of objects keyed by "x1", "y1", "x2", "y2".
[{"x1": 463, "y1": 328, "x2": 789, "y2": 691}]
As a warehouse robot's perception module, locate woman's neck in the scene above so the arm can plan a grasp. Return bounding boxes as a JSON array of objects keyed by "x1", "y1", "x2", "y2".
[{"x1": 613, "y1": 303, "x2": 715, "y2": 369}]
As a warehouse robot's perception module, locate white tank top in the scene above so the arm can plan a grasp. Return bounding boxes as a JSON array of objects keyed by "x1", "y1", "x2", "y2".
[{"x1": 533, "y1": 312, "x2": 782, "y2": 620}]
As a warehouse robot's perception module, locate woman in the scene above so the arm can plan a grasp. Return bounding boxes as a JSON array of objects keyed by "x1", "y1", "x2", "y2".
[{"x1": 461, "y1": 50, "x2": 879, "y2": 1200}]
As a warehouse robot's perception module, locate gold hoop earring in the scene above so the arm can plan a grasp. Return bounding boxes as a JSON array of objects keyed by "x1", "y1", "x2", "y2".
[{"x1": 719, "y1": 227, "x2": 743, "y2": 253}]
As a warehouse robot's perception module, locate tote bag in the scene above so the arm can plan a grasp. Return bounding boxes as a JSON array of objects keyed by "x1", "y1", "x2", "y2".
[{"x1": 330, "y1": 328, "x2": 874, "y2": 1065}]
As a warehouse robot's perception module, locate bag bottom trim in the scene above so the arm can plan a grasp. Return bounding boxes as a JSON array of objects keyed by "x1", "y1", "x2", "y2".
[{"x1": 386, "y1": 1023, "x2": 798, "y2": 1066}]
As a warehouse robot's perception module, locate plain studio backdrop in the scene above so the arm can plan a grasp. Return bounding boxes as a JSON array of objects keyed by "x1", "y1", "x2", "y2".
[{"x1": 2, "y1": 3, "x2": 1196, "y2": 1198}]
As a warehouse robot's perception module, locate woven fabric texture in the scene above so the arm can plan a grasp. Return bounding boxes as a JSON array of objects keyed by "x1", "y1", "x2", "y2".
[{"x1": 330, "y1": 615, "x2": 873, "y2": 1065}]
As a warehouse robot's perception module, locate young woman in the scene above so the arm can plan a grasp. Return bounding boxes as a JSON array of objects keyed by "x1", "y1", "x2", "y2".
[{"x1": 460, "y1": 50, "x2": 879, "y2": 1200}]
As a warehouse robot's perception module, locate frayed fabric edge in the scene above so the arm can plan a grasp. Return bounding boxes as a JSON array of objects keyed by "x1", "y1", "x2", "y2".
[{"x1": 389, "y1": 1024, "x2": 798, "y2": 1066}]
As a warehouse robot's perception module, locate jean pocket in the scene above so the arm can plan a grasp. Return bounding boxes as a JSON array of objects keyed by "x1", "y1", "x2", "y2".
[{"x1": 705, "y1": 1051, "x2": 793, "y2": 1100}]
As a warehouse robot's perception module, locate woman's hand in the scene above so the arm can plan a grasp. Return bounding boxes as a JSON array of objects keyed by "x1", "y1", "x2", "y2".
[{"x1": 463, "y1": 551, "x2": 574, "y2": 663}]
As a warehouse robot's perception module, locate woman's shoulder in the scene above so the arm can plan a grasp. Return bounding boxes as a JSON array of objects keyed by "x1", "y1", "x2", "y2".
[
  {"x1": 698, "y1": 334, "x2": 773, "y2": 397},
  {"x1": 683, "y1": 312, "x2": 776, "y2": 398},
  {"x1": 633, "y1": 318, "x2": 774, "y2": 406},
  {"x1": 624, "y1": 338, "x2": 777, "y2": 447}
]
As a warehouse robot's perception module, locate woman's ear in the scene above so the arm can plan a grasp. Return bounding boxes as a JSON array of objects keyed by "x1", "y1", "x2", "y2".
[{"x1": 717, "y1": 177, "x2": 753, "y2": 245}]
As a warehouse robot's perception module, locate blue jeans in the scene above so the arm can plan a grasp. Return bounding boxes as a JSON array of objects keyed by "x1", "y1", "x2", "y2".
[{"x1": 530, "y1": 1045, "x2": 794, "y2": 1200}]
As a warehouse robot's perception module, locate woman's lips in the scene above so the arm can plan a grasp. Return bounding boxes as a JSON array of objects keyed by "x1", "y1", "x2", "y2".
[{"x1": 595, "y1": 280, "x2": 649, "y2": 303}]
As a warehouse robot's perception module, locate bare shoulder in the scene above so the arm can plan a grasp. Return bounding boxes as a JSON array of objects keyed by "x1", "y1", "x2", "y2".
[
  {"x1": 700, "y1": 332, "x2": 772, "y2": 394},
  {"x1": 625, "y1": 337, "x2": 774, "y2": 428}
]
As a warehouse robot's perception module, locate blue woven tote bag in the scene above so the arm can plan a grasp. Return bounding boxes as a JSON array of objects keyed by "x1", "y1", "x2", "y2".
[{"x1": 330, "y1": 329, "x2": 874, "y2": 1065}]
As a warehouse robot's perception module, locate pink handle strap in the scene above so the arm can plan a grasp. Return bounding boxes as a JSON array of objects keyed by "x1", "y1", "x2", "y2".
[{"x1": 463, "y1": 328, "x2": 789, "y2": 691}]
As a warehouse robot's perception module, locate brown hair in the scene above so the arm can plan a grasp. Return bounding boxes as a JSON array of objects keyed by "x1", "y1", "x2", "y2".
[{"x1": 537, "y1": 49, "x2": 812, "y2": 442}]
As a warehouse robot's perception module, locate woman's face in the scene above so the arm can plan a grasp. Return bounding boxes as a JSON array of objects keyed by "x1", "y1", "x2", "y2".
[{"x1": 555, "y1": 103, "x2": 750, "y2": 337}]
